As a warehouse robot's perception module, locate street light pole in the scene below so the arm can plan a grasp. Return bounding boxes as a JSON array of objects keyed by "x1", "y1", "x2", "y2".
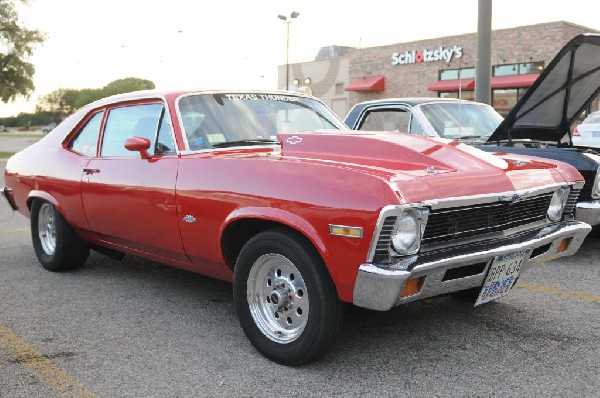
[{"x1": 278, "y1": 11, "x2": 300, "y2": 91}]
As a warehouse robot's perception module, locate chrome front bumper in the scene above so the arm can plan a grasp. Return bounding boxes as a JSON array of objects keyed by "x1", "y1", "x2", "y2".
[
  {"x1": 353, "y1": 221, "x2": 591, "y2": 311},
  {"x1": 575, "y1": 200, "x2": 600, "y2": 227}
]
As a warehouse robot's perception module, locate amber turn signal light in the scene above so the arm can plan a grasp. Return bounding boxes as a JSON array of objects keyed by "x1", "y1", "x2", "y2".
[
  {"x1": 401, "y1": 277, "x2": 424, "y2": 297},
  {"x1": 557, "y1": 238, "x2": 572, "y2": 254}
]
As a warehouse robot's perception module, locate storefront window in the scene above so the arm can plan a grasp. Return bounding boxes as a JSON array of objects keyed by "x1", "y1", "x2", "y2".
[
  {"x1": 439, "y1": 91, "x2": 475, "y2": 101},
  {"x1": 493, "y1": 64, "x2": 518, "y2": 76},
  {"x1": 493, "y1": 62, "x2": 544, "y2": 76},
  {"x1": 492, "y1": 88, "x2": 528, "y2": 116},
  {"x1": 439, "y1": 67, "x2": 475, "y2": 80},
  {"x1": 519, "y1": 62, "x2": 544, "y2": 74},
  {"x1": 440, "y1": 70, "x2": 458, "y2": 80},
  {"x1": 440, "y1": 89, "x2": 528, "y2": 116}
]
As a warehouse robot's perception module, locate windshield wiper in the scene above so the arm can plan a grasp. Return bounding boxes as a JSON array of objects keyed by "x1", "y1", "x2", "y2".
[
  {"x1": 211, "y1": 139, "x2": 278, "y2": 148},
  {"x1": 450, "y1": 134, "x2": 484, "y2": 142}
]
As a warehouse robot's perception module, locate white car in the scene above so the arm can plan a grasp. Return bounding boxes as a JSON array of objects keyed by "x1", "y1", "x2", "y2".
[{"x1": 573, "y1": 111, "x2": 600, "y2": 148}]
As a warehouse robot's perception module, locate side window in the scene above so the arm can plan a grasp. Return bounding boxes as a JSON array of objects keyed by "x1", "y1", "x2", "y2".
[
  {"x1": 359, "y1": 109, "x2": 411, "y2": 132},
  {"x1": 68, "y1": 111, "x2": 104, "y2": 156},
  {"x1": 155, "y1": 110, "x2": 176, "y2": 155},
  {"x1": 409, "y1": 116, "x2": 426, "y2": 136},
  {"x1": 101, "y1": 103, "x2": 163, "y2": 157}
]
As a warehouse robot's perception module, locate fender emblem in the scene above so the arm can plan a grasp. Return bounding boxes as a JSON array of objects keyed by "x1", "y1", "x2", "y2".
[
  {"x1": 286, "y1": 136, "x2": 302, "y2": 145},
  {"x1": 425, "y1": 166, "x2": 438, "y2": 174},
  {"x1": 183, "y1": 215, "x2": 196, "y2": 224}
]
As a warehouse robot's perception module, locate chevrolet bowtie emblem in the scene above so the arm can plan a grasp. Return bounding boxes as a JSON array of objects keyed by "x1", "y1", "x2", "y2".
[
  {"x1": 183, "y1": 215, "x2": 196, "y2": 224},
  {"x1": 286, "y1": 136, "x2": 302, "y2": 145}
]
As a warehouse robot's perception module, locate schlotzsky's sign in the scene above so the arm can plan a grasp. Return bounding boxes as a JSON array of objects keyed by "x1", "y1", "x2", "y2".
[{"x1": 391, "y1": 45, "x2": 463, "y2": 65}]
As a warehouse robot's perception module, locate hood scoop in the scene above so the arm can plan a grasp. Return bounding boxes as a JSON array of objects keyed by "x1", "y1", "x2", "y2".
[{"x1": 277, "y1": 131, "x2": 500, "y2": 175}]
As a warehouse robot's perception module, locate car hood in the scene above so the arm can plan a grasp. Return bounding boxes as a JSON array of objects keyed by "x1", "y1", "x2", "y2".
[
  {"x1": 277, "y1": 131, "x2": 577, "y2": 203},
  {"x1": 487, "y1": 33, "x2": 600, "y2": 144}
]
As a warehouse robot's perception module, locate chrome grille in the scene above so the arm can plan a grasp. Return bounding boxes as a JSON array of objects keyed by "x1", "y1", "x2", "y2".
[
  {"x1": 374, "y1": 217, "x2": 397, "y2": 262},
  {"x1": 422, "y1": 193, "x2": 553, "y2": 245},
  {"x1": 563, "y1": 188, "x2": 581, "y2": 217}
]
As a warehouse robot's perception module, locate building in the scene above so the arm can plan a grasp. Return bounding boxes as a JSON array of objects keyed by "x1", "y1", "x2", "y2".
[
  {"x1": 277, "y1": 45, "x2": 353, "y2": 118},
  {"x1": 279, "y1": 21, "x2": 598, "y2": 118}
]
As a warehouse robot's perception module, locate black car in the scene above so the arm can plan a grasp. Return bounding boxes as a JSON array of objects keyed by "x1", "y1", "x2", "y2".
[{"x1": 345, "y1": 33, "x2": 600, "y2": 229}]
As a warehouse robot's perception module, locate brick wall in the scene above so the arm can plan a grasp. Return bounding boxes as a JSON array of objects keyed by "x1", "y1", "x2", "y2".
[{"x1": 347, "y1": 21, "x2": 598, "y2": 109}]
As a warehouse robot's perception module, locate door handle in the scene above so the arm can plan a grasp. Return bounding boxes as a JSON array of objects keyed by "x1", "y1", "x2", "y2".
[{"x1": 83, "y1": 168, "x2": 100, "y2": 175}]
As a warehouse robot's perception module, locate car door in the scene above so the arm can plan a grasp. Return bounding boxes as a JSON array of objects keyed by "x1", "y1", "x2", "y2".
[{"x1": 80, "y1": 101, "x2": 189, "y2": 263}]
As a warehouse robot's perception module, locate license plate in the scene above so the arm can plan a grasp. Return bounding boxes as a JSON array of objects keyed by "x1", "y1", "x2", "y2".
[{"x1": 474, "y1": 249, "x2": 530, "y2": 306}]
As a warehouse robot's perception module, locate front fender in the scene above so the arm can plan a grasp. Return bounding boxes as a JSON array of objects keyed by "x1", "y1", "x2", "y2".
[
  {"x1": 222, "y1": 206, "x2": 330, "y2": 266},
  {"x1": 27, "y1": 190, "x2": 60, "y2": 216}
]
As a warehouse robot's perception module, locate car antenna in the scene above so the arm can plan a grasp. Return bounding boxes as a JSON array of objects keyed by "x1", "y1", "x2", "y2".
[{"x1": 458, "y1": 98, "x2": 463, "y2": 141}]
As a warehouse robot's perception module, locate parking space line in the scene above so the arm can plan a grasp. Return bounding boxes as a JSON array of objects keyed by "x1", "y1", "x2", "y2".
[
  {"x1": 516, "y1": 283, "x2": 600, "y2": 303},
  {"x1": 0, "y1": 324, "x2": 97, "y2": 398},
  {"x1": 0, "y1": 227, "x2": 29, "y2": 233}
]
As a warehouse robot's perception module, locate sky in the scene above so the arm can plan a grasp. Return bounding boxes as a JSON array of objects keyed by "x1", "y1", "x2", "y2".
[{"x1": 1, "y1": 0, "x2": 599, "y2": 117}]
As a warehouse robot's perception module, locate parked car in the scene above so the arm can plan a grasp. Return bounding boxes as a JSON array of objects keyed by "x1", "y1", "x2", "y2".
[
  {"x1": 345, "y1": 34, "x2": 600, "y2": 230},
  {"x1": 3, "y1": 89, "x2": 591, "y2": 365},
  {"x1": 573, "y1": 111, "x2": 600, "y2": 148},
  {"x1": 41, "y1": 122, "x2": 57, "y2": 133},
  {"x1": 345, "y1": 97, "x2": 500, "y2": 141}
]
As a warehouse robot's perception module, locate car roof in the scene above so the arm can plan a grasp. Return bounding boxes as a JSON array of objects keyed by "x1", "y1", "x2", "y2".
[
  {"x1": 82, "y1": 89, "x2": 319, "y2": 110},
  {"x1": 350, "y1": 97, "x2": 475, "y2": 107}
]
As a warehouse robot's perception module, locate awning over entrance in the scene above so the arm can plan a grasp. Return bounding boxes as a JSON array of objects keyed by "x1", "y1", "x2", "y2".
[
  {"x1": 490, "y1": 73, "x2": 539, "y2": 89},
  {"x1": 345, "y1": 75, "x2": 385, "y2": 91},
  {"x1": 427, "y1": 78, "x2": 475, "y2": 91},
  {"x1": 428, "y1": 74, "x2": 540, "y2": 92}
]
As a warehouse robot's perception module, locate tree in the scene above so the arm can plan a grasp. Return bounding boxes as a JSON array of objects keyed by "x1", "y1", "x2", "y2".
[
  {"x1": 73, "y1": 88, "x2": 103, "y2": 109},
  {"x1": 37, "y1": 88, "x2": 80, "y2": 116},
  {"x1": 102, "y1": 77, "x2": 155, "y2": 97},
  {"x1": 0, "y1": 0, "x2": 45, "y2": 102},
  {"x1": 36, "y1": 77, "x2": 156, "y2": 116}
]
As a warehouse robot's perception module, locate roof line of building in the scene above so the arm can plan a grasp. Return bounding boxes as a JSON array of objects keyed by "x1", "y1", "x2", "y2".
[{"x1": 348, "y1": 20, "x2": 599, "y2": 52}]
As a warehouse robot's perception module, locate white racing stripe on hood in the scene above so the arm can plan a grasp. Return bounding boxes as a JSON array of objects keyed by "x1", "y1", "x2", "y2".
[{"x1": 431, "y1": 137, "x2": 509, "y2": 169}]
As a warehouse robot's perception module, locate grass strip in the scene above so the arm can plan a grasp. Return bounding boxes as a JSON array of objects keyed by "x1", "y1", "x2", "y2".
[{"x1": 0, "y1": 133, "x2": 44, "y2": 138}]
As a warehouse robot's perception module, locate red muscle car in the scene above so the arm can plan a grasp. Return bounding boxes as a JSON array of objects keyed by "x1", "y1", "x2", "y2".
[{"x1": 2, "y1": 90, "x2": 592, "y2": 365}]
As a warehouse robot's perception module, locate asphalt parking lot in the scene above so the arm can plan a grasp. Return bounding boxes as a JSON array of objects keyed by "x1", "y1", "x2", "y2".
[
  {"x1": 1, "y1": 157, "x2": 599, "y2": 398},
  {"x1": 0, "y1": 134, "x2": 42, "y2": 154}
]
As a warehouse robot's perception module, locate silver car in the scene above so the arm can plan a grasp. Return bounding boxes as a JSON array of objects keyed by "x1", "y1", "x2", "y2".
[{"x1": 573, "y1": 111, "x2": 600, "y2": 148}]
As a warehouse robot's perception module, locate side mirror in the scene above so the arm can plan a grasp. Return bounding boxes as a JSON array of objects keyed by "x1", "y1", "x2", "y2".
[{"x1": 124, "y1": 137, "x2": 151, "y2": 159}]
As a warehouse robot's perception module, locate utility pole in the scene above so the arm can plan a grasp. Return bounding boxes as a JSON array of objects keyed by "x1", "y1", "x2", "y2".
[
  {"x1": 475, "y1": 0, "x2": 492, "y2": 104},
  {"x1": 278, "y1": 11, "x2": 300, "y2": 91}
]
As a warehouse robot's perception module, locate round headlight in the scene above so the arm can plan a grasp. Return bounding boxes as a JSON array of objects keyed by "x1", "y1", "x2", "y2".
[
  {"x1": 391, "y1": 209, "x2": 420, "y2": 255},
  {"x1": 547, "y1": 190, "x2": 565, "y2": 221}
]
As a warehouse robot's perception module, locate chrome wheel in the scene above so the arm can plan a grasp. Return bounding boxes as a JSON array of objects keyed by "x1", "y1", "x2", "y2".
[
  {"x1": 37, "y1": 202, "x2": 57, "y2": 255},
  {"x1": 247, "y1": 253, "x2": 309, "y2": 344}
]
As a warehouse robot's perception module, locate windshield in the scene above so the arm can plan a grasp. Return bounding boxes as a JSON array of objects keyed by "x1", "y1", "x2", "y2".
[
  {"x1": 418, "y1": 102, "x2": 504, "y2": 140},
  {"x1": 177, "y1": 93, "x2": 346, "y2": 150}
]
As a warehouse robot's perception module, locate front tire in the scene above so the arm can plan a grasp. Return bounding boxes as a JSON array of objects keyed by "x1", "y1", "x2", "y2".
[
  {"x1": 233, "y1": 229, "x2": 344, "y2": 366},
  {"x1": 31, "y1": 200, "x2": 90, "y2": 272}
]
